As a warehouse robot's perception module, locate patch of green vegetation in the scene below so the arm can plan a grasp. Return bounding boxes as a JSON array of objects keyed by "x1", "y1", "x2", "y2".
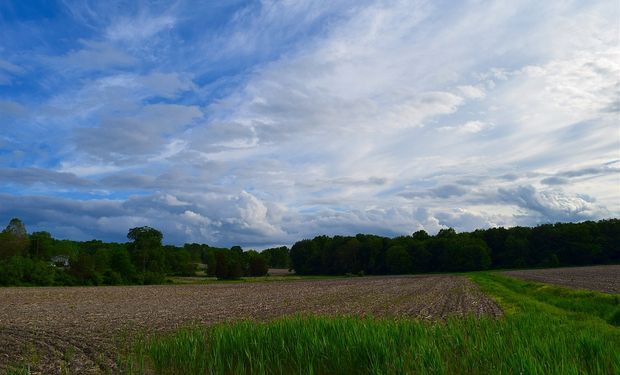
[
  {"x1": 123, "y1": 273, "x2": 620, "y2": 375},
  {"x1": 3, "y1": 367, "x2": 30, "y2": 375},
  {"x1": 469, "y1": 272, "x2": 620, "y2": 326}
]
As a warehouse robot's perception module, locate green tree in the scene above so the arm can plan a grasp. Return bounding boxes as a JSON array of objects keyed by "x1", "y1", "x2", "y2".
[
  {"x1": 412, "y1": 230, "x2": 431, "y2": 241},
  {"x1": 246, "y1": 251, "x2": 268, "y2": 276},
  {"x1": 261, "y1": 246, "x2": 290, "y2": 269},
  {"x1": 29, "y1": 231, "x2": 54, "y2": 259},
  {"x1": 408, "y1": 241, "x2": 431, "y2": 273},
  {"x1": 504, "y1": 234, "x2": 530, "y2": 268},
  {"x1": 0, "y1": 218, "x2": 30, "y2": 258},
  {"x1": 70, "y1": 252, "x2": 101, "y2": 285},
  {"x1": 109, "y1": 247, "x2": 136, "y2": 283},
  {"x1": 127, "y1": 226, "x2": 164, "y2": 276},
  {"x1": 214, "y1": 250, "x2": 243, "y2": 280},
  {"x1": 386, "y1": 245, "x2": 412, "y2": 274}
]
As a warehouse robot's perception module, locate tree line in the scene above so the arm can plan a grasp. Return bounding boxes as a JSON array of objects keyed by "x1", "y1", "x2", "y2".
[
  {"x1": 0, "y1": 217, "x2": 618, "y2": 285},
  {"x1": 290, "y1": 219, "x2": 619, "y2": 275},
  {"x1": 0, "y1": 219, "x2": 279, "y2": 286}
]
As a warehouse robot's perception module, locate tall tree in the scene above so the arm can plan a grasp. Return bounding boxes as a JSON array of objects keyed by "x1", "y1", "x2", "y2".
[
  {"x1": 127, "y1": 226, "x2": 163, "y2": 275},
  {"x1": 0, "y1": 218, "x2": 30, "y2": 258}
]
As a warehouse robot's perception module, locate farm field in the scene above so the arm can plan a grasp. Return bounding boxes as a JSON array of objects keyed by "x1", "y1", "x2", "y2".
[
  {"x1": 503, "y1": 264, "x2": 620, "y2": 293},
  {"x1": 125, "y1": 272, "x2": 620, "y2": 374},
  {"x1": 0, "y1": 275, "x2": 500, "y2": 374}
]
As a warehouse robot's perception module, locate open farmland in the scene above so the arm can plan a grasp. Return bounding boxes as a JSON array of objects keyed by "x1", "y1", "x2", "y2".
[
  {"x1": 0, "y1": 275, "x2": 500, "y2": 374},
  {"x1": 503, "y1": 265, "x2": 620, "y2": 294}
]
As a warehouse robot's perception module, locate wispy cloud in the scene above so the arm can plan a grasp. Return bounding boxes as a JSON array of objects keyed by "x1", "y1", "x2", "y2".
[{"x1": 0, "y1": 0, "x2": 618, "y2": 247}]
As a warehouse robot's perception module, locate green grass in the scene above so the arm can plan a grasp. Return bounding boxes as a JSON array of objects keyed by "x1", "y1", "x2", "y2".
[
  {"x1": 123, "y1": 273, "x2": 620, "y2": 375},
  {"x1": 469, "y1": 272, "x2": 620, "y2": 326},
  {"x1": 3, "y1": 367, "x2": 30, "y2": 375}
]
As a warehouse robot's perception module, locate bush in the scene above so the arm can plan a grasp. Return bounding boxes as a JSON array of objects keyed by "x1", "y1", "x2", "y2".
[{"x1": 247, "y1": 252, "x2": 268, "y2": 277}]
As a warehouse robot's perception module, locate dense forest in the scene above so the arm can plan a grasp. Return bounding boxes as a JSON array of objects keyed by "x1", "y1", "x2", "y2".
[
  {"x1": 290, "y1": 219, "x2": 619, "y2": 275},
  {"x1": 0, "y1": 217, "x2": 617, "y2": 286}
]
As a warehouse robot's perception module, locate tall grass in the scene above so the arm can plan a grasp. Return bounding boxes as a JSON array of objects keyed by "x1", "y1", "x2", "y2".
[
  {"x1": 124, "y1": 273, "x2": 620, "y2": 375},
  {"x1": 470, "y1": 272, "x2": 620, "y2": 326}
]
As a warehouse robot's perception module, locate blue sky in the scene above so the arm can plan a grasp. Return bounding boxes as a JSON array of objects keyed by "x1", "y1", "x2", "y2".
[{"x1": 0, "y1": 0, "x2": 618, "y2": 248}]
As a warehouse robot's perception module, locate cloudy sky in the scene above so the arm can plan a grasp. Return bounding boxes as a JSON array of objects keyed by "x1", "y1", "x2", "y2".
[{"x1": 0, "y1": 0, "x2": 618, "y2": 248}]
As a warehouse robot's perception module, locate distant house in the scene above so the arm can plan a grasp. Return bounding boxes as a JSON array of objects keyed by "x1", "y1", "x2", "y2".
[{"x1": 50, "y1": 255, "x2": 70, "y2": 268}]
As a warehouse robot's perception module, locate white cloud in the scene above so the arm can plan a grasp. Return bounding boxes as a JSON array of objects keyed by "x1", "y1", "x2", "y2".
[
  {"x1": 106, "y1": 14, "x2": 175, "y2": 42},
  {"x1": 54, "y1": 40, "x2": 137, "y2": 71},
  {"x1": 75, "y1": 104, "x2": 202, "y2": 163},
  {"x1": 2, "y1": 0, "x2": 619, "y2": 246},
  {"x1": 457, "y1": 85, "x2": 486, "y2": 99},
  {"x1": 0, "y1": 59, "x2": 25, "y2": 85}
]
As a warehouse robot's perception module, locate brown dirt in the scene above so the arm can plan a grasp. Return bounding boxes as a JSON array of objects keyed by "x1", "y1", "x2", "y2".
[
  {"x1": 0, "y1": 275, "x2": 501, "y2": 374},
  {"x1": 503, "y1": 265, "x2": 620, "y2": 294}
]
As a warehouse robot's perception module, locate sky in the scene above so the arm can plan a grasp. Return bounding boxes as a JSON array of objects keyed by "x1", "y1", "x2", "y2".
[{"x1": 0, "y1": 0, "x2": 618, "y2": 248}]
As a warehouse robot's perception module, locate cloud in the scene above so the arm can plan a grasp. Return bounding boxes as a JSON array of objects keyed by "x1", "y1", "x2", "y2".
[
  {"x1": 75, "y1": 104, "x2": 202, "y2": 163},
  {"x1": 497, "y1": 185, "x2": 608, "y2": 223},
  {"x1": 99, "y1": 173, "x2": 156, "y2": 189},
  {"x1": 438, "y1": 120, "x2": 492, "y2": 134},
  {"x1": 53, "y1": 40, "x2": 137, "y2": 71},
  {"x1": 106, "y1": 14, "x2": 175, "y2": 42},
  {"x1": 0, "y1": 168, "x2": 93, "y2": 187},
  {"x1": 0, "y1": 59, "x2": 25, "y2": 85},
  {"x1": 457, "y1": 85, "x2": 486, "y2": 99},
  {"x1": 399, "y1": 184, "x2": 469, "y2": 200},
  {"x1": 541, "y1": 176, "x2": 568, "y2": 186},
  {"x1": 0, "y1": 0, "x2": 618, "y2": 246}
]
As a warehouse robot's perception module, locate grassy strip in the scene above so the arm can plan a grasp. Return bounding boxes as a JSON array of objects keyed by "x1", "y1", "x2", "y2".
[
  {"x1": 469, "y1": 272, "x2": 620, "y2": 325},
  {"x1": 124, "y1": 273, "x2": 620, "y2": 375}
]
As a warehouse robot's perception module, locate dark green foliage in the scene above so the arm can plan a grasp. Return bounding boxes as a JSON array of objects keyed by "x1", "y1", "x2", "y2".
[
  {"x1": 386, "y1": 245, "x2": 411, "y2": 274},
  {"x1": 246, "y1": 251, "x2": 268, "y2": 276},
  {"x1": 290, "y1": 219, "x2": 620, "y2": 276},
  {"x1": 165, "y1": 247, "x2": 197, "y2": 276},
  {"x1": 70, "y1": 252, "x2": 101, "y2": 285},
  {"x1": 260, "y1": 246, "x2": 290, "y2": 268},
  {"x1": 0, "y1": 218, "x2": 30, "y2": 258},
  {"x1": 0, "y1": 218, "x2": 618, "y2": 285},
  {"x1": 0, "y1": 220, "x2": 198, "y2": 286},
  {"x1": 0, "y1": 256, "x2": 59, "y2": 286},
  {"x1": 103, "y1": 270, "x2": 123, "y2": 285},
  {"x1": 29, "y1": 231, "x2": 54, "y2": 259},
  {"x1": 214, "y1": 248, "x2": 244, "y2": 280},
  {"x1": 204, "y1": 247, "x2": 272, "y2": 279},
  {"x1": 408, "y1": 241, "x2": 431, "y2": 273},
  {"x1": 128, "y1": 226, "x2": 164, "y2": 275},
  {"x1": 109, "y1": 247, "x2": 137, "y2": 283}
]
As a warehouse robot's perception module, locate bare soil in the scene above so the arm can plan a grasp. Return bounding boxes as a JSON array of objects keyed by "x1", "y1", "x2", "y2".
[
  {"x1": 503, "y1": 265, "x2": 620, "y2": 294},
  {"x1": 0, "y1": 275, "x2": 500, "y2": 374}
]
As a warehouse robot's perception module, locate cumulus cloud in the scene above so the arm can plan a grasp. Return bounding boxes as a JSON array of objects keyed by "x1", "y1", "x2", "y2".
[{"x1": 497, "y1": 185, "x2": 608, "y2": 223}]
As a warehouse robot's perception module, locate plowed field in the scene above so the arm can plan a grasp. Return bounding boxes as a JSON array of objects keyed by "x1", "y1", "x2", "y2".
[
  {"x1": 503, "y1": 265, "x2": 620, "y2": 294},
  {"x1": 0, "y1": 275, "x2": 501, "y2": 374}
]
